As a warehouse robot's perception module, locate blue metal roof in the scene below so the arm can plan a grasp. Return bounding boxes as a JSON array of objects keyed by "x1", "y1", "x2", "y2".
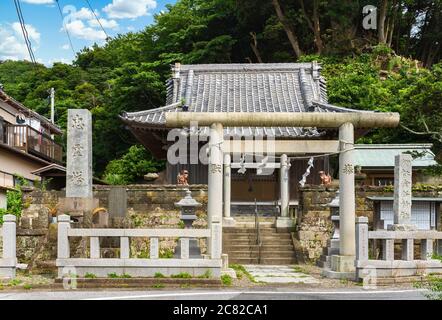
[{"x1": 353, "y1": 144, "x2": 437, "y2": 168}]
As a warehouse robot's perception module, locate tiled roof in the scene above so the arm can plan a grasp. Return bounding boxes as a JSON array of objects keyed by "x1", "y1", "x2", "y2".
[
  {"x1": 0, "y1": 89, "x2": 62, "y2": 135},
  {"x1": 354, "y1": 144, "x2": 437, "y2": 168},
  {"x1": 121, "y1": 62, "x2": 364, "y2": 138}
]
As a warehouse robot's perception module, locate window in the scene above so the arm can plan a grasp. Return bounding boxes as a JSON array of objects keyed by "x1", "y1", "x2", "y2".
[{"x1": 379, "y1": 201, "x2": 435, "y2": 230}]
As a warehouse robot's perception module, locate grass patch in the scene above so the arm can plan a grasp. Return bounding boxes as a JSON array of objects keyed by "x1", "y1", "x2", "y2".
[
  {"x1": 84, "y1": 273, "x2": 97, "y2": 279},
  {"x1": 8, "y1": 279, "x2": 22, "y2": 286},
  {"x1": 23, "y1": 284, "x2": 32, "y2": 290},
  {"x1": 415, "y1": 275, "x2": 442, "y2": 300},
  {"x1": 293, "y1": 266, "x2": 309, "y2": 274},
  {"x1": 197, "y1": 269, "x2": 212, "y2": 279},
  {"x1": 432, "y1": 253, "x2": 442, "y2": 262},
  {"x1": 152, "y1": 283, "x2": 165, "y2": 288},
  {"x1": 154, "y1": 272, "x2": 165, "y2": 278},
  {"x1": 229, "y1": 264, "x2": 255, "y2": 283},
  {"x1": 171, "y1": 272, "x2": 192, "y2": 279},
  {"x1": 221, "y1": 274, "x2": 232, "y2": 286},
  {"x1": 180, "y1": 284, "x2": 191, "y2": 288},
  {"x1": 107, "y1": 272, "x2": 132, "y2": 278}
]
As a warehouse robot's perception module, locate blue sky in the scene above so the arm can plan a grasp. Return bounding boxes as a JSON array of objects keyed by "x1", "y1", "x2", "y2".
[{"x1": 0, "y1": 0, "x2": 176, "y2": 66}]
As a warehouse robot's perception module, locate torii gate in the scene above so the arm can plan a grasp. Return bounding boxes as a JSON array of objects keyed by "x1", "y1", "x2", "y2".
[{"x1": 166, "y1": 112, "x2": 400, "y2": 276}]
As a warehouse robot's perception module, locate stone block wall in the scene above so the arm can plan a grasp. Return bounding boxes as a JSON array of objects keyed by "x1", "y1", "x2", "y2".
[
  {"x1": 297, "y1": 185, "x2": 442, "y2": 262},
  {"x1": 17, "y1": 185, "x2": 208, "y2": 265}
]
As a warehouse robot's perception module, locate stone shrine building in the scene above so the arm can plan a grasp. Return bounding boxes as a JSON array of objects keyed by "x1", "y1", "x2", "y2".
[{"x1": 121, "y1": 63, "x2": 371, "y2": 213}]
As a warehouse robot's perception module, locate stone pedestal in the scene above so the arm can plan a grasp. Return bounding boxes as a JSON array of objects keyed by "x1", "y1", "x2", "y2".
[
  {"x1": 276, "y1": 217, "x2": 294, "y2": 229},
  {"x1": 223, "y1": 217, "x2": 236, "y2": 227},
  {"x1": 221, "y1": 253, "x2": 237, "y2": 278}
]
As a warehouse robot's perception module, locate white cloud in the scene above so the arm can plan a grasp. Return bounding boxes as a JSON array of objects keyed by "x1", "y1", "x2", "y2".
[
  {"x1": 61, "y1": 6, "x2": 118, "y2": 41},
  {"x1": 61, "y1": 44, "x2": 70, "y2": 50},
  {"x1": 103, "y1": 0, "x2": 157, "y2": 19},
  {"x1": 21, "y1": 0, "x2": 54, "y2": 4},
  {"x1": 11, "y1": 22, "x2": 40, "y2": 44},
  {"x1": 63, "y1": 20, "x2": 106, "y2": 41},
  {"x1": 0, "y1": 23, "x2": 40, "y2": 61},
  {"x1": 88, "y1": 18, "x2": 118, "y2": 30},
  {"x1": 69, "y1": 7, "x2": 97, "y2": 21}
]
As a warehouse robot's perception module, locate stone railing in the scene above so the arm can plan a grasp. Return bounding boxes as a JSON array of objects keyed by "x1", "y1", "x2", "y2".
[
  {"x1": 56, "y1": 214, "x2": 222, "y2": 278},
  {"x1": 356, "y1": 217, "x2": 442, "y2": 279},
  {"x1": 0, "y1": 215, "x2": 17, "y2": 279}
]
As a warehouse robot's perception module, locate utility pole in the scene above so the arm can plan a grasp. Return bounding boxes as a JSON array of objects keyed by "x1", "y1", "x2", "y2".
[
  {"x1": 50, "y1": 87, "x2": 55, "y2": 124},
  {"x1": 50, "y1": 88, "x2": 55, "y2": 140}
]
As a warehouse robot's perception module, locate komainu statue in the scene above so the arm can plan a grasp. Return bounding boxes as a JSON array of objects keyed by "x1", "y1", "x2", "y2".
[
  {"x1": 319, "y1": 171, "x2": 332, "y2": 186},
  {"x1": 177, "y1": 169, "x2": 189, "y2": 185}
]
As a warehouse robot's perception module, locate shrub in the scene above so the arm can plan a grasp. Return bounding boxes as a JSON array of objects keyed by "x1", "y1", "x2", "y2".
[
  {"x1": 84, "y1": 273, "x2": 97, "y2": 279},
  {"x1": 221, "y1": 274, "x2": 232, "y2": 286},
  {"x1": 103, "y1": 145, "x2": 165, "y2": 185},
  {"x1": 171, "y1": 272, "x2": 192, "y2": 279},
  {"x1": 154, "y1": 272, "x2": 165, "y2": 278}
]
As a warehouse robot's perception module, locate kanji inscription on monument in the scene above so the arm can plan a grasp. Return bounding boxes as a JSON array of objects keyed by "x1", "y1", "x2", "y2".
[
  {"x1": 66, "y1": 109, "x2": 93, "y2": 198},
  {"x1": 393, "y1": 154, "x2": 413, "y2": 226}
]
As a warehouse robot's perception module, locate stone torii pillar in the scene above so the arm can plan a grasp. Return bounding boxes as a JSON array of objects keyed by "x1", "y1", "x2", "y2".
[
  {"x1": 330, "y1": 122, "x2": 356, "y2": 276},
  {"x1": 223, "y1": 153, "x2": 235, "y2": 226},
  {"x1": 276, "y1": 154, "x2": 293, "y2": 229},
  {"x1": 165, "y1": 112, "x2": 400, "y2": 275},
  {"x1": 207, "y1": 123, "x2": 223, "y2": 258}
]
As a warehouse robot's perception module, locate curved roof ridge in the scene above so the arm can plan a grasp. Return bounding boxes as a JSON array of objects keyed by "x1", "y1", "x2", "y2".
[
  {"x1": 312, "y1": 100, "x2": 374, "y2": 113},
  {"x1": 180, "y1": 63, "x2": 317, "y2": 72},
  {"x1": 123, "y1": 101, "x2": 182, "y2": 118}
]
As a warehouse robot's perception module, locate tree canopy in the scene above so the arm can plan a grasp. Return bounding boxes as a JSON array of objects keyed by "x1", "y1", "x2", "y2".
[{"x1": 0, "y1": 0, "x2": 440, "y2": 183}]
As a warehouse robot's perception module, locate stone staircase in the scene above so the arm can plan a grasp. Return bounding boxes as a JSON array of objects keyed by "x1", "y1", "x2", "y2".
[{"x1": 223, "y1": 221, "x2": 297, "y2": 265}]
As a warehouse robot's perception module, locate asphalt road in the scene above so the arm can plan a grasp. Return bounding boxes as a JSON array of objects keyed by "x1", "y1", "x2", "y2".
[{"x1": 0, "y1": 288, "x2": 428, "y2": 300}]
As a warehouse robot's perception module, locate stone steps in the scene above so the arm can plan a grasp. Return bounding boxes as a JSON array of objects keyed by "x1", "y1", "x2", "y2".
[
  {"x1": 223, "y1": 225, "x2": 296, "y2": 265},
  {"x1": 230, "y1": 257, "x2": 296, "y2": 265},
  {"x1": 228, "y1": 251, "x2": 296, "y2": 258},
  {"x1": 224, "y1": 234, "x2": 292, "y2": 240},
  {"x1": 224, "y1": 244, "x2": 294, "y2": 251},
  {"x1": 224, "y1": 228, "x2": 278, "y2": 234}
]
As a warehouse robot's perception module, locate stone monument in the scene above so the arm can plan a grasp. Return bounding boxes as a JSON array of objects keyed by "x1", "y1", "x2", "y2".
[
  {"x1": 389, "y1": 153, "x2": 415, "y2": 231},
  {"x1": 59, "y1": 109, "x2": 98, "y2": 223}
]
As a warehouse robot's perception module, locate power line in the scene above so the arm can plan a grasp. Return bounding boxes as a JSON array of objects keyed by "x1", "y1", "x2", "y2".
[
  {"x1": 13, "y1": 0, "x2": 37, "y2": 64},
  {"x1": 55, "y1": 0, "x2": 76, "y2": 56},
  {"x1": 84, "y1": 0, "x2": 110, "y2": 40}
]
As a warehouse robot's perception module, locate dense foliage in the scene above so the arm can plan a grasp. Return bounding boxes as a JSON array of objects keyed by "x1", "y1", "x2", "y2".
[
  {"x1": 103, "y1": 145, "x2": 164, "y2": 185},
  {"x1": 0, "y1": 0, "x2": 440, "y2": 183}
]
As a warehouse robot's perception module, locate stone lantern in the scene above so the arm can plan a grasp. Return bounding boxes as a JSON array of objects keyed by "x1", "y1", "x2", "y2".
[
  {"x1": 175, "y1": 189, "x2": 201, "y2": 228},
  {"x1": 318, "y1": 190, "x2": 340, "y2": 268},
  {"x1": 174, "y1": 189, "x2": 202, "y2": 258},
  {"x1": 327, "y1": 190, "x2": 340, "y2": 241}
]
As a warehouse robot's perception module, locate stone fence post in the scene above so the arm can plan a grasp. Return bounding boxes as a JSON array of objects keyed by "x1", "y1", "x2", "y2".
[
  {"x1": 0, "y1": 215, "x2": 17, "y2": 278},
  {"x1": 356, "y1": 216, "x2": 369, "y2": 261},
  {"x1": 57, "y1": 215, "x2": 71, "y2": 259}
]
